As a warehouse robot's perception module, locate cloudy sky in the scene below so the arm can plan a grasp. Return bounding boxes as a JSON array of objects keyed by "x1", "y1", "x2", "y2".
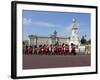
[{"x1": 22, "y1": 10, "x2": 91, "y2": 40}]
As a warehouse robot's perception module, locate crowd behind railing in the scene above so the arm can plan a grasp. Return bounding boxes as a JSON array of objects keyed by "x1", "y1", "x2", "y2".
[{"x1": 23, "y1": 43, "x2": 79, "y2": 55}]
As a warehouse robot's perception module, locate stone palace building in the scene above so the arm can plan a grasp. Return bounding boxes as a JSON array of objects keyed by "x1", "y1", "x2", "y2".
[{"x1": 28, "y1": 31, "x2": 69, "y2": 46}]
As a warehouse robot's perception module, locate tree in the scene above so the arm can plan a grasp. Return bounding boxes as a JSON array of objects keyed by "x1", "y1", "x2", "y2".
[
  {"x1": 87, "y1": 39, "x2": 91, "y2": 44},
  {"x1": 80, "y1": 36, "x2": 87, "y2": 45}
]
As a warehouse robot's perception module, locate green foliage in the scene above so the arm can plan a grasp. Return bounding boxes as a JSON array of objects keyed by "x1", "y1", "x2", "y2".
[
  {"x1": 87, "y1": 39, "x2": 91, "y2": 44},
  {"x1": 80, "y1": 36, "x2": 87, "y2": 44},
  {"x1": 80, "y1": 36, "x2": 91, "y2": 45}
]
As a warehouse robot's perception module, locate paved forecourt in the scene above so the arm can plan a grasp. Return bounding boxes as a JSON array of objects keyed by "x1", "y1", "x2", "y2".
[{"x1": 23, "y1": 54, "x2": 90, "y2": 69}]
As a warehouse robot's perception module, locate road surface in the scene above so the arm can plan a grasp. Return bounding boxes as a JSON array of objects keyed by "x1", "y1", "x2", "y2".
[{"x1": 23, "y1": 54, "x2": 90, "y2": 69}]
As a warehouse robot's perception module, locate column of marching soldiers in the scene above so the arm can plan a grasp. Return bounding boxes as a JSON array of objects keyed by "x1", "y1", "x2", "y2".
[{"x1": 23, "y1": 43, "x2": 77, "y2": 55}]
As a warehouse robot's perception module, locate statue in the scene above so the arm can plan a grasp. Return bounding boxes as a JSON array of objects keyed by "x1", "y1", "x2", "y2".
[{"x1": 69, "y1": 17, "x2": 79, "y2": 46}]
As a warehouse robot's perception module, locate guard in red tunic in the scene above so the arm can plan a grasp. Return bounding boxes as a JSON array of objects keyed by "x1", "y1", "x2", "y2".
[
  {"x1": 65, "y1": 44, "x2": 69, "y2": 55},
  {"x1": 40, "y1": 45, "x2": 44, "y2": 55},
  {"x1": 28, "y1": 46, "x2": 33, "y2": 55},
  {"x1": 61, "y1": 46, "x2": 65, "y2": 55},
  {"x1": 38, "y1": 45, "x2": 41, "y2": 55},
  {"x1": 44, "y1": 47, "x2": 46, "y2": 55},
  {"x1": 53, "y1": 47, "x2": 56, "y2": 55},
  {"x1": 38, "y1": 47, "x2": 42, "y2": 55},
  {"x1": 46, "y1": 47, "x2": 49, "y2": 55},
  {"x1": 51, "y1": 47, "x2": 54, "y2": 55},
  {"x1": 34, "y1": 45, "x2": 37, "y2": 55},
  {"x1": 36, "y1": 47, "x2": 39, "y2": 55},
  {"x1": 58, "y1": 46, "x2": 62, "y2": 55},
  {"x1": 48, "y1": 46, "x2": 52, "y2": 55},
  {"x1": 24, "y1": 45, "x2": 28, "y2": 55},
  {"x1": 61, "y1": 43, "x2": 66, "y2": 55},
  {"x1": 71, "y1": 43, "x2": 76, "y2": 55},
  {"x1": 54, "y1": 47, "x2": 58, "y2": 55}
]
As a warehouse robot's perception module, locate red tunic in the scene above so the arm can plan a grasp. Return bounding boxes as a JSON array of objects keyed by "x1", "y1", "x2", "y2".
[
  {"x1": 44, "y1": 48, "x2": 49, "y2": 53},
  {"x1": 71, "y1": 46, "x2": 76, "y2": 53},
  {"x1": 54, "y1": 47, "x2": 57, "y2": 53},
  {"x1": 25, "y1": 48, "x2": 28, "y2": 54},
  {"x1": 28, "y1": 47, "x2": 33, "y2": 53},
  {"x1": 65, "y1": 47, "x2": 69, "y2": 52},
  {"x1": 58, "y1": 47, "x2": 62, "y2": 52},
  {"x1": 62, "y1": 47, "x2": 65, "y2": 52}
]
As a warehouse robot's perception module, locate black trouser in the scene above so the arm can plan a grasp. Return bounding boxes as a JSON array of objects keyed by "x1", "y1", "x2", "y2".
[{"x1": 71, "y1": 50, "x2": 76, "y2": 55}]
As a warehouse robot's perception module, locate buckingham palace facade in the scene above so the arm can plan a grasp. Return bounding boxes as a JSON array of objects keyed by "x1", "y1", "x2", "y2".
[{"x1": 24, "y1": 31, "x2": 70, "y2": 46}]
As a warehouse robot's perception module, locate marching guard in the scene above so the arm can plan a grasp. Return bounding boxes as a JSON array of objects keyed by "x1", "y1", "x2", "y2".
[{"x1": 71, "y1": 43, "x2": 76, "y2": 55}]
